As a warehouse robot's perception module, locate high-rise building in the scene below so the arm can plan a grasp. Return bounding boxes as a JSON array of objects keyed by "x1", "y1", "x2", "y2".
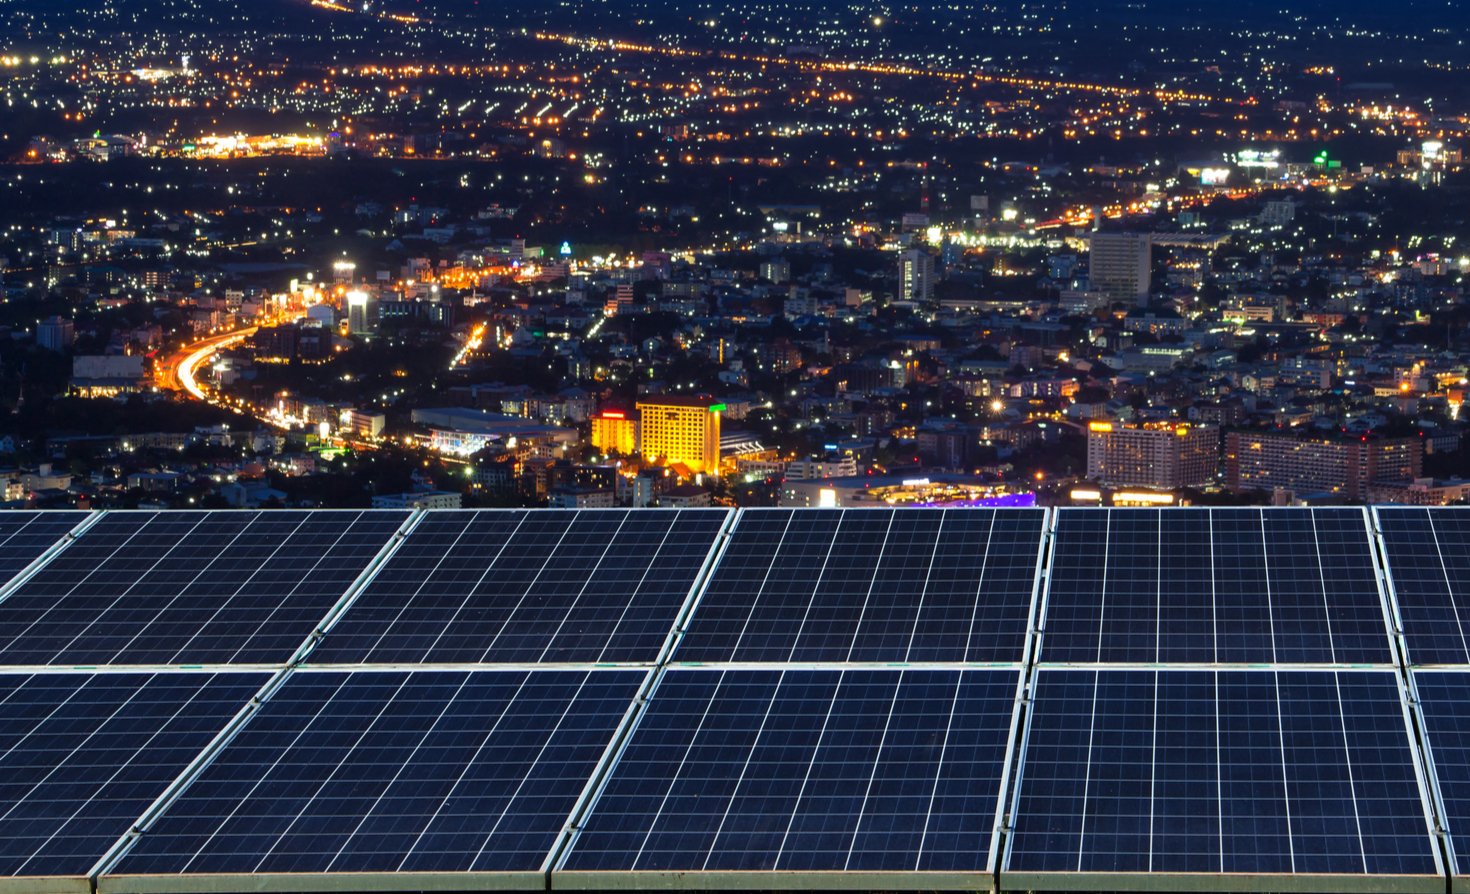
[
  {"x1": 1224, "y1": 431, "x2": 1421, "y2": 499},
  {"x1": 346, "y1": 291, "x2": 376, "y2": 335},
  {"x1": 636, "y1": 396, "x2": 723, "y2": 474},
  {"x1": 898, "y1": 250, "x2": 934, "y2": 302},
  {"x1": 591, "y1": 409, "x2": 640, "y2": 455},
  {"x1": 1089, "y1": 232, "x2": 1152, "y2": 304},
  {"x1": 1086, "y1": 421, "x2": 1219, "y2": 489},
  {"x1": 37, "y1": 316, "x2": 75, "y2": 351}
]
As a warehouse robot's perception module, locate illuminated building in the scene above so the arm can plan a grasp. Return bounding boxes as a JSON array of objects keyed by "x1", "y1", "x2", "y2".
[
  {"x1": 780, "y1": 474, "x2": 1032, "y2": 508},
  {"x1": 1068, "y1": 488, "x2": 1177, "y2": 506},
  {"x1": 636, "y1": 396, "x2": 723, "y2": 474},
  {"x1": 1086, "y1": 422, "x2": 1219, "y2": 489},
  {"x1": 591, "y1": 410, "x2": 640, "y2": 455},
  {"x1": 898, "y1": 250, "x2": 934, "y2": 302},
  {"x1": 381, "y1": 299, "x2": 454, "y2": 328},
  {"x1": 346, "y1": 291, "x2": 376, "y2": 336},
  {"x1": 340, "y1": 409, "x2": 386, "y2": 438},
  {"x1": 1224, "y1": 432, "x2": 1422, "y2": 500},
  {"x1": 71, "y1": 355, "x2": 146, "y2": 398},
  {"x1": 1088, "y1": 232, "x2": 1152, "y2": 304}
]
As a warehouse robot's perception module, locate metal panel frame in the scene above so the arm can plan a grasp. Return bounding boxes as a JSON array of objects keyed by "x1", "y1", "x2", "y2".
[
  {"x1": 658, "y1": 508, "x2": 738, "y2": 666},
  {"x1": 997, "y1": 869, "x2": 1443, "y2": 893},
  {"x1": 1017, "y1": 506, "x2": 1053, "y2": 672},
  {"x1": 1372, "y1": 505, "x2": 1437, "y2": 670},
  {"x1": 540, "y1": 667, "x2": 659, "y2": 873},
  {"x1": 290, "y1": 508, "x2": 426, "y2": 663},
  {"x1": 0, "y1": 876, "x2": 91, "y2": 894},
  {"x1": 0, "y1": 510, "x2": 101, "y2": 608},
  {"x1": 1360, "y1": 506, "x2": 1412, "y2": 670},
  {"x1": 550, "y1": 869, "x2": 998, "y2": 890},
  {"x1": 1389, "y1": 667, "x2": 1450, "y2": 881},
  {"x1": 550, "y1": 663, "x2": 674, "y2": 874},
  {"x1": 0, "y1": 664, "x2": 280, "y2": 675},
  {"x1": 98, "y1": 870, "x2": 545, "y2": 893},
  {"x1": 1405, "y1": 668, "x2": 1470, "y2": 891}
]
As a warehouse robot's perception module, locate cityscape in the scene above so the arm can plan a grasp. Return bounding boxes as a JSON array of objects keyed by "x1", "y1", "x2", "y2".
[
  {"x1": 9, "y1": 4, "x2": 1470, "y2": 894},
  {"x1": 0, "y1": 0, "x2": 1467, "y2": 510}
]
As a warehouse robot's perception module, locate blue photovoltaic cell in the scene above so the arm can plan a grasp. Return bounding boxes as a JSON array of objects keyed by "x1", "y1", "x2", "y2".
[
  {"x1": 1041, "y1": 508, "x2": 1391, "y2": 664},
  {"x1": 1379, "y1": 507, "x2": 1470, "y2": 665},
  {"x1": 673, "y1": 508, "x2": 1044, "y2": 664},
  {"x1": 0, "y1": 671, "x2": 267, "y2": 879},
  {"x1": 561, "y1": 668, "x2": 1018, "y2": 873},
  {"x1": 113, "y1": 668, "x2": 644, "y2": 877},
  {"x1": 0, "y1": 510, "x2": 409, "y2": 666},
  {"x1": 1406, "y1": 671, "x2": 1470, "y2": 874},
  {"x1": 313, "y1": 509, "x2": 728, "y2": 665},
  {"x1": 0, "y1": 511, "x2": 88, "y2": 583},
  {"x1": 1006, "y1": 668, "x2": 1436, "y2": 879}
]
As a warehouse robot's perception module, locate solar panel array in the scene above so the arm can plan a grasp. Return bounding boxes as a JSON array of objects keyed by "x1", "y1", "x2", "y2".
[
  {"x1": 312, "y1": 508, "x2": 729, "y2": 665},
  {"x1": 1378, "y1": 506, "x2": 1470, "y2": 887},
  {"x1": 0, "y1": 510, "x2": 411, "y2": 667},
  {"x1": 5, "y1": 506, "x2": 1470, "y2": 893},
  {"x1": 675, "y1": 508, "x2": 1042, "y2": 663}
]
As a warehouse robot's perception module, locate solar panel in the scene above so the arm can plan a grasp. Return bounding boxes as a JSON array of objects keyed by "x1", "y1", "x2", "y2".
[
  {"x1": 672, "y1": 508, "x2": 1045, "y2": 664},
  {"x1": 311, "y1": 509, "x2": 729, "y2": 665},
  {"x1": 0, "y1": 511, "x2": 89, "y2": 586},
  {"x1": 110, "y1": 668, "x2": 645, "y2": 880},
  {"x1": 0, "y1": 671, "x2": 267, "y2": 880},
  {"x1": 1403, "y1": 670, "x2": 1470, "y2": 877},
  {"x1": 1004, "y1": 667, "x2": 1439, "y2": 888},
  {"x1": 1378, "y1": 507, "x2": 1470, "y2": 666},
  {"x1": 559, "y1": 667, "x2": 1020, "y2": 877},
  {"x1": 0, "y1": 503, "x2": 1445, "y2": 894},
  {"x1": 1041, "y1": 508, "x2": 1393, "y2": 665},
  {"x1": 0, "y1": 510, "x2": 410, "y2": 667}
]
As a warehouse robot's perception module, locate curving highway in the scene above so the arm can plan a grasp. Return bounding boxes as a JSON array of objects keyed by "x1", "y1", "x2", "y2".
[{"x1": 159, "y1": 328, "x2": 257, "y2": 400}]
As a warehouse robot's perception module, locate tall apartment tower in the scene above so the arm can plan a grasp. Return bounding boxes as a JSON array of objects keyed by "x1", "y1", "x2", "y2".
[
  {"x1": 635, "y1": 396, "x2": 723, "y2": 474},
  {"x1": 345, "y1": 291, "x2": 377, "y2": 336},
  {"x1": 1089, "y1": 232, "x2": 1152, "y2": 305},
  {"x1": 1224, "y1": 431, "x2": 1422, "y2": 500},
  {"x1": 1086, "y1": 422, "x2": 1219, "y2": 489},
  {"x1": 899, "y1": 250, "x2": 935, "y2": 303}
]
